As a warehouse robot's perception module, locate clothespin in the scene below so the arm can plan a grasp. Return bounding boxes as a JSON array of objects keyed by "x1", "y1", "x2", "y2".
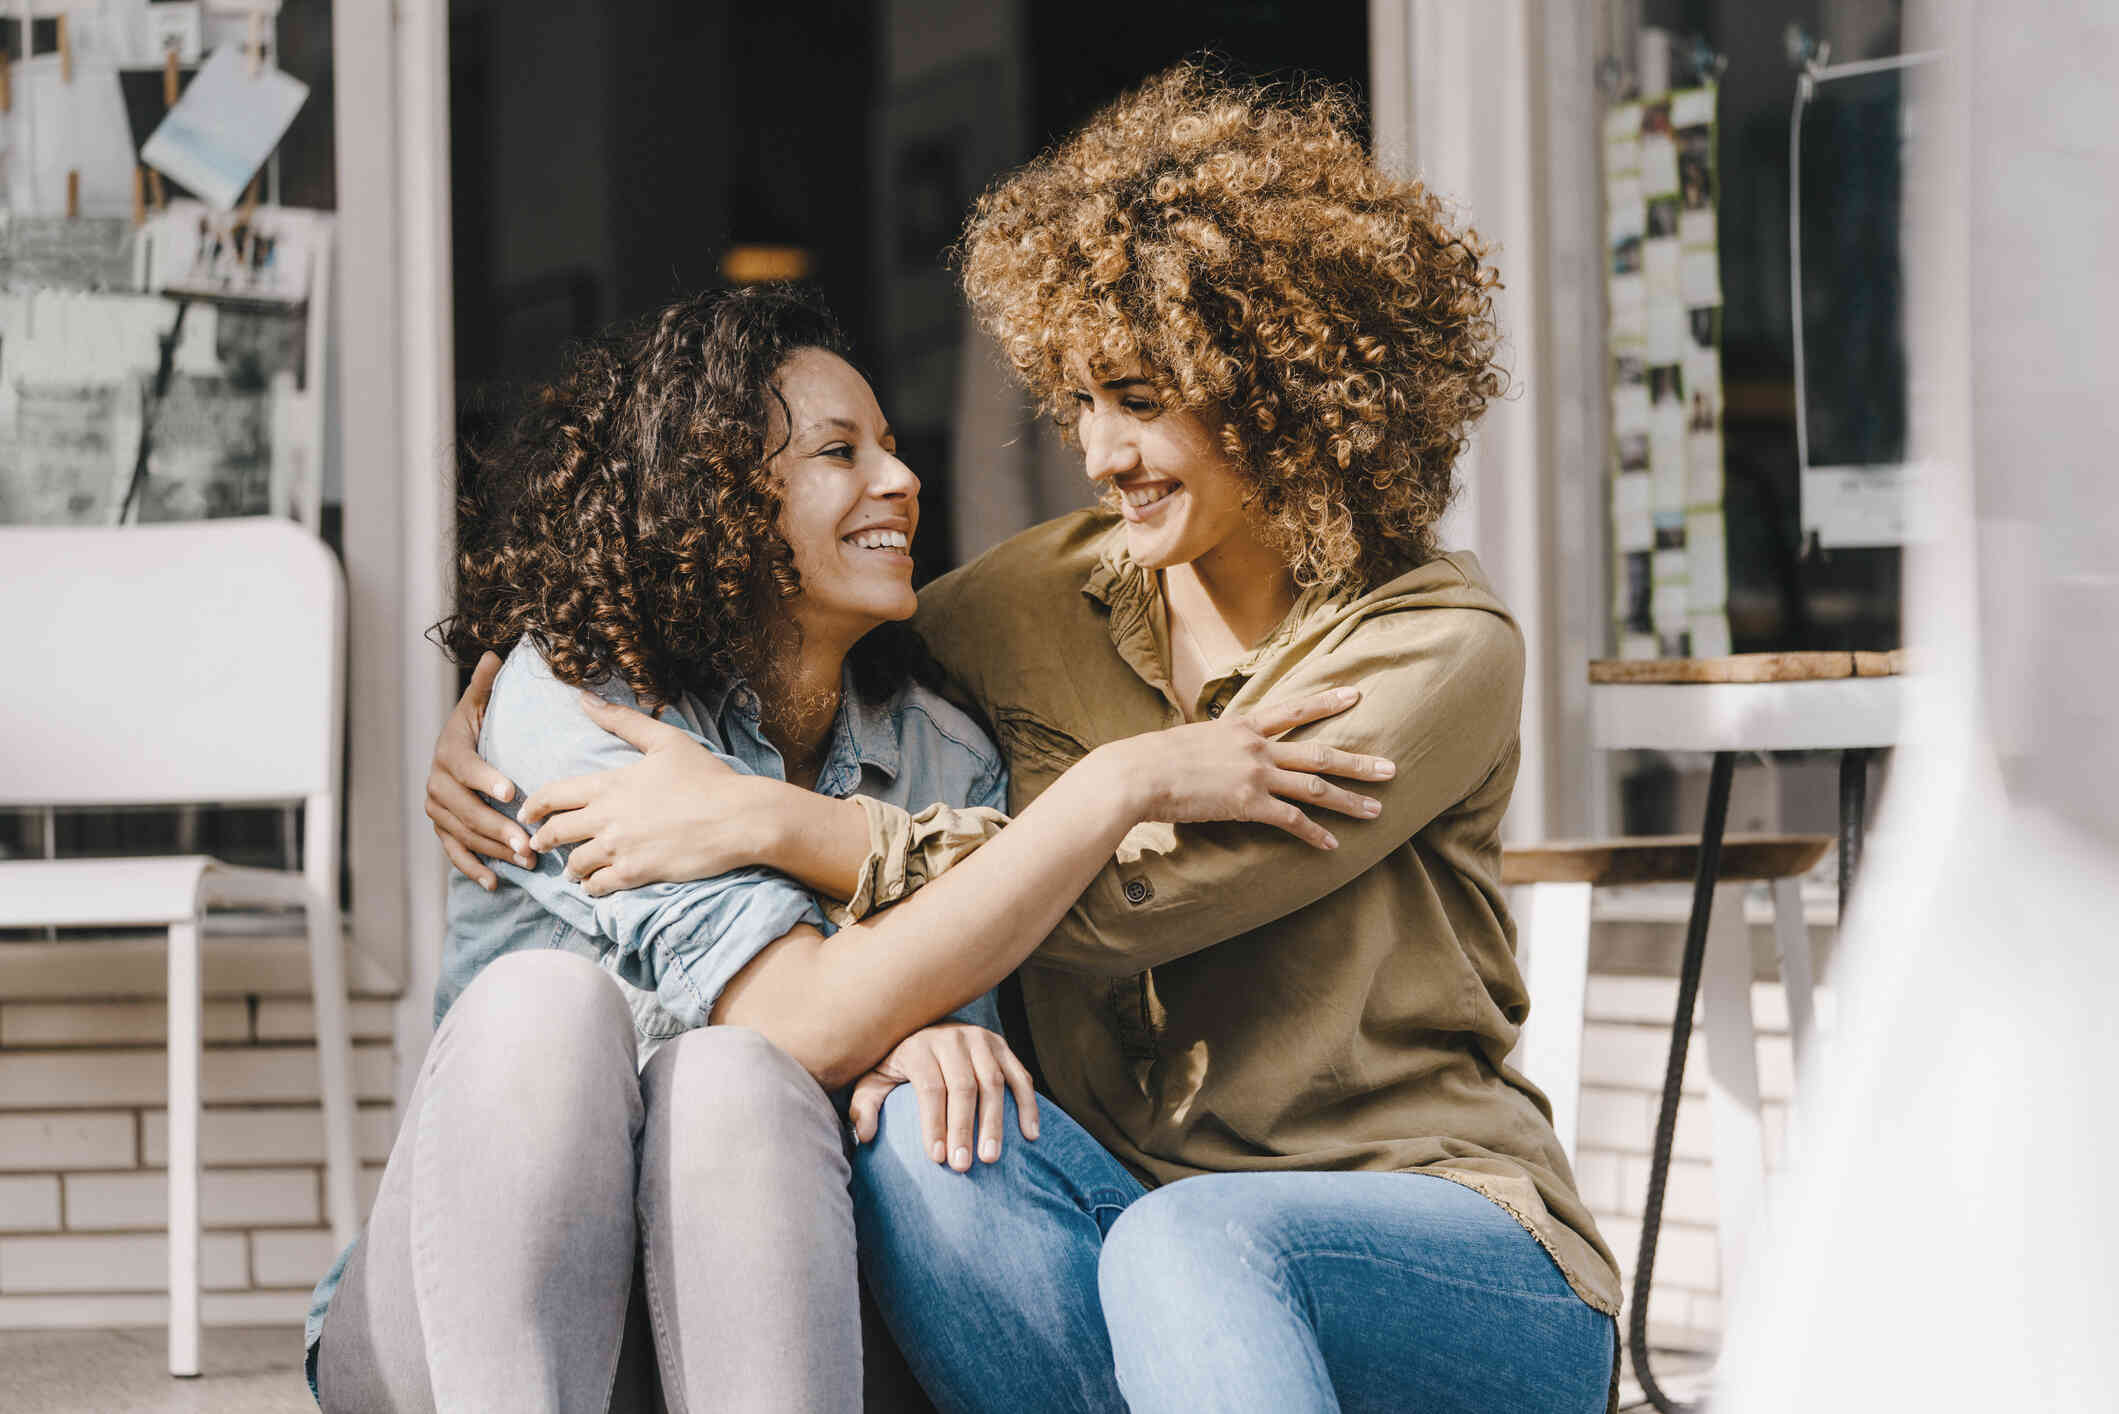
[
  {"x1": 1, "y1": 45, "x2": 12, "y2": 114},
  {"x1": 247, "y1": 9, "x2": 263, "y2": 75},
  {"x1": 133, "y1": 166, "x2": 147, "y2": 226},
  {"x1": 149, "y1": 167, "x2": 167, "y2": 212},
  {"x1": 164, "y1": 48, "x2": 181, "y2": 106},
  {"x1": 66, "y1": 170, "x2": 80, "y2": 220},
  {"x1": 56, "y1": 13, "x2": 71, "y2": 83}
]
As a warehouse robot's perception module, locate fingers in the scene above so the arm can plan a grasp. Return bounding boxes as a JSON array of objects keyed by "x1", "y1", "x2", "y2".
[
  {"x1": 906, "y1": 1054, "x2": 949, "y2": 1167},
  {"x1": 425, "y1": 784, "x2": 530, "y2": 866},
  {"x1": 519, "y1": 775, "x2": 599, "y2": 828},
  {"x1": 577, "y1": 690, "x2": 689, "y2": 753},
  {"x1": 968, "y1": 1038, "x2": 1008, "y2": 1164},
  {"x1": 562, "y1": 838, "x2": 616, "y2": 884},
  {"x1": 998, "y1": 1044, "x2": 1040, "y2": 1142},
  {"x1": 1244, "y1": 686, "x2": 1360, "y2": 738},
  {"x1": 933, "y1": 1033, "x2": 979, "y2": 1172},
  {"x1": 437, "y1": 826, "x2": 498, "y2": 891},
  {"x1": 1265, "y1": 767, "x2": 1379, "y2": 821},
  {"x1": 527, "y1": 805, "x2": 597, "y2": 852},
  {"x1": 469, "y1": 650, "x2": 503, "y2": 704},
  {"x1": 1270, "y1": 738, "x2": 1396, "y2": 784},
  {"x1": 846, "y1": 1071, "x2": 901, "y2": 1144},
  {"x1": 1256, "y1": 797, "x2": 1338, "y2": 851}
]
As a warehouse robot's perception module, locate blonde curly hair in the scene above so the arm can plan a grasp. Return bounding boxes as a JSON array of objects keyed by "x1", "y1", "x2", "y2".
[{"x1": 959, "y1": 62, "x2": 1505, "y2": 590}]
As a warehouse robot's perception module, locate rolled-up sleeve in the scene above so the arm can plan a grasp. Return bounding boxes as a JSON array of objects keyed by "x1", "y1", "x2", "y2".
[{"x1": 478, "y1": 647, "x2": 826, "y2": 1028}]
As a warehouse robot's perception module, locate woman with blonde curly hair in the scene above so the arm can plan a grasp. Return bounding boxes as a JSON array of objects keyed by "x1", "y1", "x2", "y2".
[
  {"x1": 427, "y1": 65, "x2": 1619, "y2": 1414},
  {"x1": 319, "y1": 282, "x2": 1363, "y2": 1412}
]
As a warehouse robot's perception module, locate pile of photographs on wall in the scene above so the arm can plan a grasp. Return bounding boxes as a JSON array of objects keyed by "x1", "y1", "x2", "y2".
[
  {"x1": 0, "y1": 6, "x2": 326, "y2": 529},
  {"x1": 1604, "y1": 84, "x2": 1730, "y2": 660}
]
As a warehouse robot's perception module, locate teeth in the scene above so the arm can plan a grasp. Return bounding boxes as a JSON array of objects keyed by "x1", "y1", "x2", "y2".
[
  {"x1": 845, "y1": 529, "x2": 909, "y2": 551},
  {"x1": 1122, "y1": 484, "x2": 1178, "y2": 508}
]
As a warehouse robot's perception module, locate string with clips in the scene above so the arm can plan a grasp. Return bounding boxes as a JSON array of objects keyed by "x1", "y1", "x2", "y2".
[{"x1": 130, "y1": 1, "x2": 282, "y2": 227}]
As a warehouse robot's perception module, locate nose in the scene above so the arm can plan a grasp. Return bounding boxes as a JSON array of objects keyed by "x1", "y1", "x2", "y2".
[
  {"x1": 872, "y1": 449, "x2": 920, "y2": 501},
  {"x1": 1079, "y1": 407, "x2": 1139, "y2": 484}
]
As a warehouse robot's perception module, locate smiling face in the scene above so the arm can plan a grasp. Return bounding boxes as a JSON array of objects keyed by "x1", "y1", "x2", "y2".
[
  {"x1": 1066, "y1": 353, "x2": 1256, "y2": 572},
  {"x1": 767, "y1": 348, "x2": 920, "y2": 651}
]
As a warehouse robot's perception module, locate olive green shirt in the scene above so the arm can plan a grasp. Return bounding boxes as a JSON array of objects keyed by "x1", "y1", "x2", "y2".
[{"x1": 900, "y1": 508, "x2": 1620, "y2": 1317}]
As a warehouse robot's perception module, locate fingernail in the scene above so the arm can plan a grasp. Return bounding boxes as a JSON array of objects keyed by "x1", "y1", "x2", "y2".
[
  {"x1": 493, "y1": 784, "x2": 515, "y2": 803},
  {"x1": 931, "y1": 1141, "x2": 946, "y2": 1163},
  {"x1": 1339, "y1": 688, "x2": 1360, "y2": 704},
  {"x1": 480, "y1": 877, "x2": 496, "y2": 892},
  {"x1": 1323, "y1": 832, "x2": 1339, "y2": 849},
  {"x1": 979, "y1": 1138, "x2": 1000, "y2": 1162},
  {"x1": 1362, "y1": 797, "x2": 1381, "y2": 817},
  {"x1": 1025, "y1": 1124, "x2": 1040, "y2": 1141},
  {"x1": 1372, "y1": 759, "x2": 1395, "y2": 778},
  {"x1": 515, "y1": 852, "x2": 534, "y2": 868},
  {"x1": 951, "y1": 1146, "x2": 971, "y2": 1170}
]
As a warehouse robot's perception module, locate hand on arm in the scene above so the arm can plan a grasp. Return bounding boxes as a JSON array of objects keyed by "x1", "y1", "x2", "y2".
[
  {"x1": 519, "y1": 694, "x2": 870, "y2": 900},
  {"x1": 1032, "y1": 609, "x2": 1524, "y2": 975},
  {"x1": 425, "y1": 651, "x2": 533, "y2": 889}
]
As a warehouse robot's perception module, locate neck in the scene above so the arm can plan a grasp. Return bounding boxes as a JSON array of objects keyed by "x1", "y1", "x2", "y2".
[
  {"x1": 1165, "y1": 531, "x2": 1299, "y2": 651},
  {"x1": 757, "y1": 627, "x2": 850, "y2": 775}
]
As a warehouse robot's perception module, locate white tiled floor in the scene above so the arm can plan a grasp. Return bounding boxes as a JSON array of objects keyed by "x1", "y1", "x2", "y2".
[{"x1": 0, "y1": 1325, "x2": 313, "y2": 1414}]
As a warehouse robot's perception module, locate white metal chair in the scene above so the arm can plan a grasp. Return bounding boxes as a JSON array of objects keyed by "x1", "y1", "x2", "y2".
[{"x1": 0, "y1": 519, "x2": 358, "y2": 1377}]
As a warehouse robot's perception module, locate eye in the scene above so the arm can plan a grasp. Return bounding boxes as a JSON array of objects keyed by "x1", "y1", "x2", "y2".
[
  {"x1": 1122, "y1": 397, "x2": 1159, "y2": 416},
  {"x1": 1070, "y1": 391, "x2": 1094, "y2": 409},
  {"x1": 818, "y1": 442, "x2": 855, "y2": 460}
]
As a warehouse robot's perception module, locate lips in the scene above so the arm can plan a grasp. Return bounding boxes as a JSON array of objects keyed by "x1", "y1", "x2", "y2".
[
  {"x1": 842, "y1": 526, "x2": 911, "y2": 553},
  {"x1": 1116, "y1": 481, "x2": 1181, "y2": 522}
]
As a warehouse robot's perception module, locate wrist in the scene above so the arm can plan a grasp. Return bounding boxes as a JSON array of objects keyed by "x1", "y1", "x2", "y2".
[{"x1": 1081, "y1": 740, "x2": 1155, "y2": 827}]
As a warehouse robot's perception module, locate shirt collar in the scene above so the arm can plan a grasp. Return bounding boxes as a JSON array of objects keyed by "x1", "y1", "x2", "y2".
[{"x1": 709, "y1": 664, "x2": 901, "y2": 794}]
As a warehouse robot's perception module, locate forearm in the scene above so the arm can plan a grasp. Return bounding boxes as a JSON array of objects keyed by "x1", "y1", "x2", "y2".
[
  {"x1": 712, "y1": 743, "x2": 1142, "y2": 1086},
  {"x1": 753, "y1": 788, "x2": 871, "y2": 900}
]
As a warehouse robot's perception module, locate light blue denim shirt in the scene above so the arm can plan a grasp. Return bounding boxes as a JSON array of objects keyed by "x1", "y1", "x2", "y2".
[{"x1": 306, "y1": 638, "x2": 1008, "y2": 1395}]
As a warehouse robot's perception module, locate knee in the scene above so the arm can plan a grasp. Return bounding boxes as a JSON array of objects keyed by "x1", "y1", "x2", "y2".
[
  {"x1": 442, "y1": 950, "x2": 636, "y2": 1093},
  {"x1": 1098, "y1": 1180, "x2": 1259, "y2": 1316},
  {"x1": 848, "y1": 1084, "x2": 981, "y2": 1234},
  {"x1": 642, "y1": 1025, "x2": 837, "y2": 1149}
]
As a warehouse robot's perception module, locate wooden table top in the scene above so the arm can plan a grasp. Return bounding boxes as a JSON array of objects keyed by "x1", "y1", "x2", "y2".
[{"x1": 1588, "y1": 650, "x2": 1905, "y2": 685}]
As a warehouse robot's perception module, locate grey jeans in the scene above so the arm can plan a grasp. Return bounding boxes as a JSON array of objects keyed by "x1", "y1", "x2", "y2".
[{"x1": 315, "y1": 949, "x2": 861, "y2": 1413}]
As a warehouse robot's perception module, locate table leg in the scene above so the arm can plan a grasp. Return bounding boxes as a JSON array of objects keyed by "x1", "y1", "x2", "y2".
[
  {"x1": 1629, "y1": 750, "x2": 1735, "y2": 1414},
  {"x1": 1838, "y1": 748, "x2": 1869, "y2": 923}
]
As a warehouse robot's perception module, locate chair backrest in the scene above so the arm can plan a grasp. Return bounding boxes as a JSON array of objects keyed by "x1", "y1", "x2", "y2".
[{"x1": 0, "y1": 519, "x2": 345, "y2": 808}]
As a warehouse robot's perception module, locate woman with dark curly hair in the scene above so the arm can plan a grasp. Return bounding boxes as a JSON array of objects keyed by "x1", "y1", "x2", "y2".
[
  {"x1": 428, "y1": 64, "x2": 1621, "y2": 1413},
  {"x1": 315, "y1": 283, "x2": 1368, "y2": 1412}
]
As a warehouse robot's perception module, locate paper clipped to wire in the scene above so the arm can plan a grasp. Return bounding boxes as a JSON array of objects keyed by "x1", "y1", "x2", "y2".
[{"x1": 140, "y1": 45, "x2": 307, "y2": 211}]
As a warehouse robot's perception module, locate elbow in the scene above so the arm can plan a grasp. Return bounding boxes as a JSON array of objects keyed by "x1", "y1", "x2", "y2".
[{"x1": 746, "y1": 1023, "x2": 871, "y2": 1091}]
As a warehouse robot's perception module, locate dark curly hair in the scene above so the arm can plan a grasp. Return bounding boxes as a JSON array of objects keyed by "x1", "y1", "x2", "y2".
[
  {"x1": 439, "y1": 285, "x2": 918, "y2": 712},
  {"x1": 960, "y1": 62, "x2": 1505, "y2": 590}
]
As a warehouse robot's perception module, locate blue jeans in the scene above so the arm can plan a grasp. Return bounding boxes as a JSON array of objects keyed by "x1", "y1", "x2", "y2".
[{"x1": 851, "y1": 1088, "x2": 1614, "y2": 1414}]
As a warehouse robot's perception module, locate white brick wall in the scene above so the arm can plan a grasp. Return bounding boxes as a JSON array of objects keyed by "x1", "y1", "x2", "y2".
[
  {"x1": 1575, "y1": 968, "x2": 1817, "y2": 1346},
  {"x1": 0, "y1": 993, "x2": 400, "y2": 1328}
]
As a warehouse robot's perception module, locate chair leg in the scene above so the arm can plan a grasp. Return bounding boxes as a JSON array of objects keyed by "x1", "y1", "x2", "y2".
[
  {"x1": 167, "y1": 920, "x2": 202, "y2": 1379},
  {"x1": 1515, "y1": 880, "x2": 1594, "y2": 1164},
  {"x1": 1699, "y1": 879, "x2": 1766, "y2": 1300},
  {"x1": 307, "y1": 897, "x2": 360, "y2": 1248},
  {"x1": 1771, "y1": 875, "x2": 1819, "y2": 1114}
]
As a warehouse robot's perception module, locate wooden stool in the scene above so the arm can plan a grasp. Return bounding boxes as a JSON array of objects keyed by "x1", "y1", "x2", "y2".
[{"x1": 1505, "y1": 834, "x2": 1830, "y2": 1296}]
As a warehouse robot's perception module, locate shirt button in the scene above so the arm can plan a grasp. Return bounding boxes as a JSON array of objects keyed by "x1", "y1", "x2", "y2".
[
  {"x1": 1123, "y1": 878, "x2": 1153, "y2": 905},
  {"x1": 1206, "y1": 702, "x2": 1223, "y2": 718}
]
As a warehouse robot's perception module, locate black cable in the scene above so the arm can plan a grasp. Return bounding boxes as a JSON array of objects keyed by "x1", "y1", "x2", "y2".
[
  {"x1": 116, "y1": 297, "x2": 192, "y2": 525},
  {"x1": 1629, "y1": 749, "x2": 1734, "y2": 1414}
]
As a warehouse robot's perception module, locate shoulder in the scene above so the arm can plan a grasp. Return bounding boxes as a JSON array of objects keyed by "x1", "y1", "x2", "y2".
[
  {"x1": 1295, "y1": 554, "x2": 1525, "y2": 726},
  {"x1": 916, "y1": 507, "x2": 1116, "y2": 623},
  {"x1": 912, "y1": 508, "x2": 1117, "y2": 692},
  {"x1": 873, "y1": 676, "x2": 1005, "y2": 797},
  {"x1": 482, "y1": 641, "x2": 703, "y2": 788}
]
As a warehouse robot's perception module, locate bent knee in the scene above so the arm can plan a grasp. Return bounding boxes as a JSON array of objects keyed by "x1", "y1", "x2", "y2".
[
  {"x1": 642, "y1": 1025, "x2": 834, "y2": 1136},
  {"x1": 445, "y1": 949, "x2": 635, "y2": 1070},
  {"x1": 1098, "y1": 1180, "x2": 1259, "y2": 1301}
]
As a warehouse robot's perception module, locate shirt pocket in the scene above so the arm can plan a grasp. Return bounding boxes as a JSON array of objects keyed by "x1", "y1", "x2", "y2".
[{"x1": 992, "y1": 706, "x2": 1090, "y2": 787}]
